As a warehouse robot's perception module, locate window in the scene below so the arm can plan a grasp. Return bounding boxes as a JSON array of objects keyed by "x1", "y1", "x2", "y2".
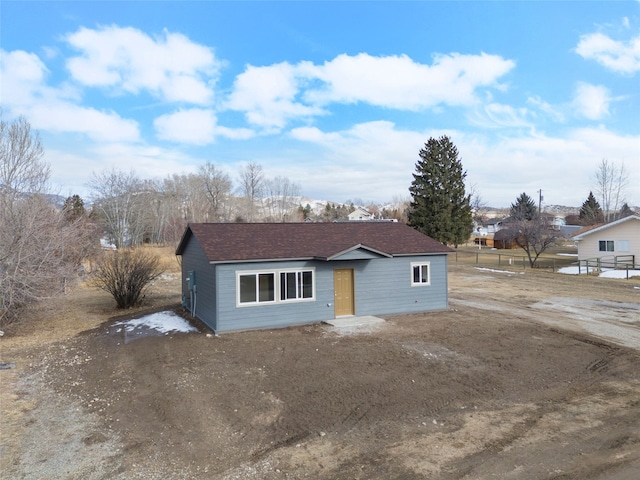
[
  {"x1": 599, "y1": 240, "x2": 614, "y2": 252},
  {"x1": 411, "y1": 262, "x2": 430, "y2": 286},
  {"x1": 618, "y1": 240, "x2": 630, "y2": 252},
  {"x1": 237, "y1": 268, "x2": 314, "y2": 306},
  {"x1": 239, "y1": 272, "x2": 275, "y2": 304},
  {"x1": 280, "y1": 270, "x2": 313, "y2": 301}
]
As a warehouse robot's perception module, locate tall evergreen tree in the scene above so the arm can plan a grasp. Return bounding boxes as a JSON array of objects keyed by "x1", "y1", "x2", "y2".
[
  {"x1": 615, "y1": 202, "x2": 634, "y2": 220},
  {"x1": 407, "y1": 136, "x2": 473, "y2": 246},
  {"x1": 578, "y1": 191, "x2": 603, "y2": 225},
  {"x1": 62, "y1": 194, "x2": 86, "y2": 222},
  {"x1": 510, "y1": 192, "x2": 537, "y2": 220}
]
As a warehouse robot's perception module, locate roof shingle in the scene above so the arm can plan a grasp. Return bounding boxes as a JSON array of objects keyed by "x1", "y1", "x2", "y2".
[{"x1": 176, "y1": 222, "x2": 452, "y2": 262}]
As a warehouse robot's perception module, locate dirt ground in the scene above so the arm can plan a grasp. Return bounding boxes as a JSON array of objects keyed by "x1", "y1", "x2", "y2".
[{"x1": 1, "y1": 259, "x2": 640, "y2": 479}]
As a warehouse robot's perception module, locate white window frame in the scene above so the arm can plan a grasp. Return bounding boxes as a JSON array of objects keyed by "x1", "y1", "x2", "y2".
[
  {"x1": 598, "y1": 240, "x2": 614, "y2": 252},
  {"x1": 236, "y1": 267, "x2": 315, "y2": 307},
  {"x1": 411, "y1": 262, "x2": 431, "y2": 286},
  {"x1": 237, "y1": 271, "x2": 276, "y2": 306},
  {"x1": 280, "y1": 269, "x2": 314, "y2": 302}
]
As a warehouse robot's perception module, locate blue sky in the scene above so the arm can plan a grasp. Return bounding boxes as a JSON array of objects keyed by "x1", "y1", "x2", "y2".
[{"x1": 1, "y1": 1, "x2": 639, "y2": 208}]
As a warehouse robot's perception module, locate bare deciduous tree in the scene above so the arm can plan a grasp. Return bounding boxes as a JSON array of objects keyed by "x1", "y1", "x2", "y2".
[
  {"x1": 89, "y1": 248, "x2": 165, "y2": 309},
  {"x1": 1, "y1": 115, "x2": 97, "y2": 326},
  {"x1": 504, "y1": 216, "x2": 562, "y2": 268},
  {"x1": 0, "y1": 116, "x2": 48, "y2": 208},
  {"x1": 594, "y1": 159, "x2": 628, "y2": 223},
  {"x1": 264, "y1": 175, "x2": 301, "y2": 222},
  {"x1": 238, "y1": 162, "x2": 264, "y2": 222},
  {"x1": 468, "y1": 184, "x2": 488, "y2": 223},
  {"x1": 199, "y1": 162, "x2": 232, "y2": 222},
  {"x1": 89, "y1": 169, "x2": 146, "y2": 248}
]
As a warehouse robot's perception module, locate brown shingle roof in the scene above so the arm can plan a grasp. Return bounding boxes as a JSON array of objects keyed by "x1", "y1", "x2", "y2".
[{"x1": 176, "y1": 222, "x2": 453, "y2": 263}]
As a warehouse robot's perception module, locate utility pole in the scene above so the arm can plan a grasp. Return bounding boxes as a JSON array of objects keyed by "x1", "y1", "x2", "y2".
[{"x1": 538, "y1": 189, "x2": 543, "y2": 214}]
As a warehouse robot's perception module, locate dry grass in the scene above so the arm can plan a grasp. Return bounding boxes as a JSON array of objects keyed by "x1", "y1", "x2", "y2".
[{"x1": 1, "y1": 244, "x2": 182, "y2": 353}]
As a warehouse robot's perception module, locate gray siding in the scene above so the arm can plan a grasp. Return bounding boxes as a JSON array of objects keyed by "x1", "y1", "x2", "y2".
[
  {"x1": 351, "y1": 255, "x2": 449, "y2": 316},
  {"x1": 180, "y1": 238, "x2": 218, "y2": 331},
  {"x1": 215, "y1": 260, "x2": 332, "y2": 332},
  {"x1": 212, "y1": 255, "x2": 448, "y2": 333}
]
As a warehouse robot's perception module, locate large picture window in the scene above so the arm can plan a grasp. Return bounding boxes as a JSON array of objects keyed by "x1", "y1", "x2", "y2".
[
  {"x1": 238, "y1": 268, "x2": 314, "y2": 306},
  {"x1": 411, "y1": 262, "x2": 430, "y2": 286},
  {"x1": 598, "y1": 240, "x2": 614, "y2": 252}
]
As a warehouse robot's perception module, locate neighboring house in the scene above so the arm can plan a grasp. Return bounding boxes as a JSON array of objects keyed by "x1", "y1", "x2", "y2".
[
  {"x1": 175, "y1": 222, "x2": 453, "y2": 334},
  {"x1": 552, "y1": 216, "x2": 566, "y2": 229},
  {"x1": 571, "y1": 215, "x2": 640, "y2": 267},
  {"x1": 558, "y1": 225, "x2": 582, "y2": 238},
  {"x1": 348, "y1": 206, "x2": 374, "y2": 221},
  {"x1": 493, "y1": 228, "x2": 520, "y2": 250},
  {"x1": 482, "y1": 218, "x2": 504, "y2": 234}
]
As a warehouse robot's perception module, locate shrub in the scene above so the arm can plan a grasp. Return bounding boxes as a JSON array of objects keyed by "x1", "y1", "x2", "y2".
[{"x1": 90, "y1": 248, "x2": 165, "y2": 309}]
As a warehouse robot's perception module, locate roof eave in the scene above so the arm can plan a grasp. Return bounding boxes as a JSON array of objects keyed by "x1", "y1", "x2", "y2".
[
  {"x1": 175, "y1": 225, "x2": 194, "y2": 256},
  {"x1": 572, "y1": 215, "x2": 640, "y2": 240},
  {"x1": 209, "y1": 257, "x2": 317, "y2": 265},
  {"x1": 393, "y1": 251, "x2": 454, "y2": 256}
]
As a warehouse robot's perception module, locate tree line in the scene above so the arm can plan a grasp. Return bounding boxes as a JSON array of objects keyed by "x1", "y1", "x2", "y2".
[{"x1": 86, "y1": 161, "x2": 306, "y2": 249}]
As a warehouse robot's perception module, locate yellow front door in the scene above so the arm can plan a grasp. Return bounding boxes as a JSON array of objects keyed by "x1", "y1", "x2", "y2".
[{"x1": 334, "y1": 268, "x2": 355, "y2": 317}]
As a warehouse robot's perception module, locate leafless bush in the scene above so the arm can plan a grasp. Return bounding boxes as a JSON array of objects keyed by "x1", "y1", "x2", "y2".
[{"x1": 89, "y1": 249, "x2": 165, "y2": 309}]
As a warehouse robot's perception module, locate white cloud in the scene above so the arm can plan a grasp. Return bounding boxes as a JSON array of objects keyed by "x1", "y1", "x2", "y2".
[
  {"x1": 1, "y1": 49, "x2": 51, "y2": 105},
  {"x1": 467, "y1": 103, "x2": 532, "y2": 128},
  {"x1": 289, "y1": 121, "x2": 640, "y2": 207},
  {"x1": 576, "y1": 32, "x2": 640, "y2": 74},
  {"x1": 43, "y1": 142, "x2": 207, "y2": 198},
  {"x1": 64, "y1": 26, "x2": 220, "y2": 104},
  {"x1": 213, "y1": 125, "x2": 255, "y2": 140},
  {"x1": 225, "y1": 62, "x2": 325, "y2": 131},
  {"x1": 572, "y1": 82, "x2": 611, "y2": 120},
  {"x1": 303, "y1": 52, "x2": 515, "y2": 109},
  {"x1": 459, "y1": 127, "x2": 640, "y2": 206},
  {"x1": 289, "y1": 121, "x2": 455, "y2": 202},
  {"x1": 30, "y1": 103, "x2": 139, "y2": 142},
  {"x1": 526, "y1": 96, "x2": 565, "y2": 123},
  {"x1": 226, "y1": 52, "x2": 514, "y2": 131},
  {"x1": 1, "y1": 49, "x2": 139, "y2": 142},
  {"x1": 154, "y1": 108, "x2": 255, "y2": 144},
  {"x1": 155, "y1": 109, "x2": 217, "y2": 145}
]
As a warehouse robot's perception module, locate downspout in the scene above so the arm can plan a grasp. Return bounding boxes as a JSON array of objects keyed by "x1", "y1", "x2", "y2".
[{"x1": 191, "y1": 284, "x2": 197, "y2": 317}]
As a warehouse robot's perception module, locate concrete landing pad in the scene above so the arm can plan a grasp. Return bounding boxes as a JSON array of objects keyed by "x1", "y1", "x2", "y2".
[{"x1": 324, "y1": 316, "x2": 385, "y2": 327}]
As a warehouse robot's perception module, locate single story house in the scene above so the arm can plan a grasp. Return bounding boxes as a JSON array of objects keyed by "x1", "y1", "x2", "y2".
[
  {"x1": 493, "y1": 228, "x2": 520, "y2": 249},
  {"x1": 175, "y1": 222, "x2": 453, "y2": 333},
  {"x1": 571, "y1": 215, "x2": 639, "y2": 267}
]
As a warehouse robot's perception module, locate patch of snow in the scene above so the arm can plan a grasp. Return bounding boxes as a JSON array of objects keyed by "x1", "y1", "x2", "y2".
[
  {"x1": 558, "y1": 266, "x2": 596, "y2": 275},
  {"x1": 474, "y1": 267, "x2": 524, "y2": 275},
  {"x1": 558, "y1": 266, "x2": 640, "y2": 278},
  {"x1": 114, "y1": 311, "x2": 198, "y2": 334},
  {"x1": 599, "y1": 269, "x2": 640, "y2": 279},
  {"x1": 557, "y1": 253, "x2": 578, "y2": 257}
]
